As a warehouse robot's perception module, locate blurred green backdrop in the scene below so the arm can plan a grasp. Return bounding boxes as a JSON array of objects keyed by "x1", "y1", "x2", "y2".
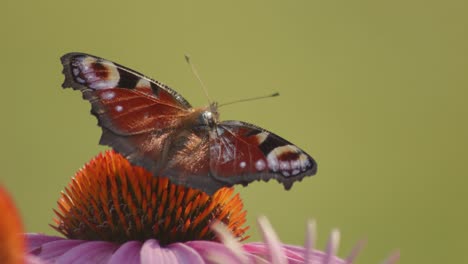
[{"x1": 2, "y1": 0, "x2": 467, "y2": 263}]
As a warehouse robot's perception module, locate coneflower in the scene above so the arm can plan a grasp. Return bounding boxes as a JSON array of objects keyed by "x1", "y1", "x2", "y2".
[
  {"x1": 25, "y1": 150, "x2": 399, "y2": 263},
  {"x1": 0, "y1": 185, "x2": 43, "y2": 264}
]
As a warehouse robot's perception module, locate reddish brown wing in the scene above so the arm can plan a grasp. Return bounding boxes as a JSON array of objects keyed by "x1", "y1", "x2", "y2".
[
  {"x1": 61, "y1": 53, "x2": 192, "y2": 135},
  {"x1": 61, "y1": 53, "x2": 194, "y2": 175},
  {"x1": 209, "y1": 121, "x2": 317, "y2": 190}
]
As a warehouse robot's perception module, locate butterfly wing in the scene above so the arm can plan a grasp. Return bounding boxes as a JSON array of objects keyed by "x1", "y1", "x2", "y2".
[
  {"x1": 61, "y1": 53, "x2": 192, "y2": 134},
  {"x1": 209, "y1": 121, "x2": 317, "y2": 190},
  {"x1": 61, "y1": 52, "x2": 193, "y2": 174}
]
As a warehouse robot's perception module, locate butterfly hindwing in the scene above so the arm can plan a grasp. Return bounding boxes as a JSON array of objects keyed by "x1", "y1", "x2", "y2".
[{"x1": 209, "y1": 121, "x2": 317, "y2": 190}]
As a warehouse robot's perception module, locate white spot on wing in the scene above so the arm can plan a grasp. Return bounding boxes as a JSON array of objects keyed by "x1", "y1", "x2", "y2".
[
  {"x1": 280, "y1": 161, "x2": 290, "y2": 170},
  {"x1": 291, "y1": 160, "x2": 301, "y2": 170},
  {"x1": 254, "y1": 132, "x2": 269, "y2": 144},
  {"x1": 136, "y1": 78, "x2": 151, "y2": 88},
  {"x1": 239, "y1": 161, "x2": 246, "y2": 168},
  {"x1": 101, "y1": 91, "x2": 116, "y2": 100},
  {"x1": 115, "y1": 105, "x2": 123, "y2": 112},
  {"x1": 75, "y1": 77, "x2": 85, "y2": 84},
  {"x1": 255, "y1": 160, "x2": 266, "y2": 171},
  {"x1": 267, "y1": 152, "x2": 279, "y2": 172}
]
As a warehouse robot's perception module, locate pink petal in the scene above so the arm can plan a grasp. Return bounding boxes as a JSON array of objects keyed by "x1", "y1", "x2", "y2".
[
  {"x1": 248, "y1": 254, "x2": 269, "y2": 264},
  {"x1": 55, "y1": 241, "x2": 118, "y2": 264},
  {"x1": 344, "y1": 240, "x2": 366, "y2": 264},
  {"x1": 257, "y1": 216, "x2": 288, "y2": 264},
  {"x1": 187, "y1": 240, "x2": 246, "y2": 264},
  {"x1": 324, "y1": 229, "x2": 340, "y2": 264},
  {"x1": 33, "y1": 240, "x2": 86, "y2": 262},
  {"x1": 304, "y1": 220, "x2": 316, "y2": 264},
  {"x1": 211, "y1": 220, "x2": 248, "y2": 263},
  {"x1": 168, "y1": 243, "x2": 206, "y2": 263},
  {"x1": 243, "y1": 243, "x2": 304, "y2": 263},
  {"x1": 108, "y1": 241, "x2": 142, "y2": 264},
  {"x1": 25, "y1": 254, "x2": 47, "y2": 264},
  {"x1": 381, "y1": 250, "x2": 400, "y2": 264},
  {"x1": 140, "y1": 239, "x2": 179, "y2": 263},
  {"x1": 25, "y1": 233, "x2": 65, "y2": 252}
]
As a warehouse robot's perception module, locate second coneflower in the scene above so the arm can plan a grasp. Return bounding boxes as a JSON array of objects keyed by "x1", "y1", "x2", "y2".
[
  {"x1": 0, "y1": 186, "x2": 44, "y2": 264},
  {"x1": 28, "y1": 150, "x2": 248, "y2": 263},
  {"x1": 0, "y1": 185, "x2": 25, "y2": 264}
]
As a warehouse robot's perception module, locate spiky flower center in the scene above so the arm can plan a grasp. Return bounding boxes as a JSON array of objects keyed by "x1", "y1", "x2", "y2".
[{"x1": 52, "y1": 150, "x2": 248, "y2": 245}]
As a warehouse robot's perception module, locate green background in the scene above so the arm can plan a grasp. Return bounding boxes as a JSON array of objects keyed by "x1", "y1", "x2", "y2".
[{"x1": 2, "y1": 1, "x2": 467, "y2": 263}]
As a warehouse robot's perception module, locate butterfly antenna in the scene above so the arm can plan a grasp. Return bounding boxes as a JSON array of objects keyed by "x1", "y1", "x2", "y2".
[
  {"x1": 218, "y1": 92, "x2": 280, "y2": 107},
  {"x1": 185, "y1": 55, "x2": 212, "y2": 104}
]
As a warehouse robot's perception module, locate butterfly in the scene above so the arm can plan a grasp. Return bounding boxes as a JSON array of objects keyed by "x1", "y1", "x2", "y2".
[{"x1": 60, "y1": 52, "x2": 317, "y2": 195}]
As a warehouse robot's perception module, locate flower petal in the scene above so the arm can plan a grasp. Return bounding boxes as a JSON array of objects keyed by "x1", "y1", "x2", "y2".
[
  {"x1": 304, "y1": 220, "x2": 316, "y2": 264},
  {"x1": 55, "y1": 241, "x2": 118, "y2": 264},
  {"x1": 25, "y1": 233, "x2": 65, "y2": 252},
  {"x1": 324, "y1": 229, "x2": 340, "y2": 264},
  {"x1": 140, "y1": 239, "x2": 179, "y2": 263},
  {"x1": 108, "y1": 241, "x2": 142, "y2": 264},
  {"x1": 345, "y1": 240, "x2": 365, "y2": 264},
  {"x1": 187, "y1": 240, "x2": 246, "y2": 264},
  {"x1": 32, "y1": 239, "x2": 86, "y2": 262},
  {"x1": 381, "y1": 250, "x2": 400, "y2": 264},
  {"x1": 243, "y1": 243, "x2": 304, "y2": 263},
  {"x1": 168, "y1": 243, "x2": 206, "y2": 264},
  {"x1": 211, "y1": 220, "x2": 248, "y2": 263},
  {"x1": 248, "y1": 254, "x2": 269, "y2": 264},
  {"x1": 257, "y1": 216, "x2": 287, "y2": 264},
  {"x1": 25, "y1": 254, "x2": 47, "y2": 264}
]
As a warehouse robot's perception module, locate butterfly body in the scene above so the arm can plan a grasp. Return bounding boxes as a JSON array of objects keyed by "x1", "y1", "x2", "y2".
[{"x1": 61, "y1": 53, "x2": 317, "y2": 195}]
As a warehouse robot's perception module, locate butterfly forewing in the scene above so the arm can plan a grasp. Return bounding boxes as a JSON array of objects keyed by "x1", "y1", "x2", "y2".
[
  {"x1": 61, "y1": 53, "x2": 195, "y2": 180},
  {"x1": 61, "y1": 53, "x2": 192, "y2": 135},
  {"x1": 210, "y1": 121, "x2": 317, "y2": 190}
]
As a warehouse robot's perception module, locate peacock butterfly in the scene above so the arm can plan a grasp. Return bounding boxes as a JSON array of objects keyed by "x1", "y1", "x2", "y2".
[{"x1": 60, "y1": 52, "x2": 317, "y2": 195}]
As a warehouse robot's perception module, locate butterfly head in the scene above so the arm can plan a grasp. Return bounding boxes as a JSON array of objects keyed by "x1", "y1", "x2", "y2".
[{"x1": 199, "y1": 102, "x2": 219, "y2": 128}]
